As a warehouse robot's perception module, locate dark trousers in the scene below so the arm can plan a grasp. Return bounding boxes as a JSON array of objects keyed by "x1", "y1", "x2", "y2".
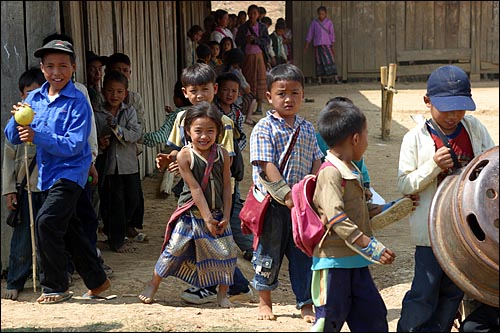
[
  {"x1": 6, "y1": 191, "x2": 44, "y2": 291},
  {"x1": 77, "y1": 181, "x2": 98, "y2": 249},
  {"x1": 229, "y1": 182, "x2": 253, "y2": 252},
  {"x1": 460, "y1": 303, "x2": 499, "y2": 333},
  {"x1": 37, "y1": 179, "x2": 106, "y2": 293},
  {"x1": 129, "y1": 171, "x2": 144, "y2": 230},
  {"x1": 314, "y1": 267, "x2": 388, "y2": 332},
  {"x1": 102, "y1": 173, "x2": 140, "y2": 251},
  {"x1": 397, "y1": 246, "x2": 464, "y2": 332},
  {"x1": 66, "y1": 181, "x2": 99, "y2": 275}
]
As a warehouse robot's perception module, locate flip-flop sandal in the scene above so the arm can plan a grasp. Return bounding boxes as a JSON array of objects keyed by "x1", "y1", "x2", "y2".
[
  {"x1": 371, "y1": 197, "x2": 413, "y2": 230},
  {"x1": 133, "y1": 233, "x2": 148, "y2": 242},
  {"x1": 74, "y1": 293, "x2": 117, "y2": 301},
  {"x1": 38, "y1": 291, "x2": 74, "y2": 304}
]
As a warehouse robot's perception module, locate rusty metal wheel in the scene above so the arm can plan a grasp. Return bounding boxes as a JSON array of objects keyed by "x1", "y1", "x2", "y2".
[{"x1": 429, "y1": 145, "x2": 499, "y2": 307}]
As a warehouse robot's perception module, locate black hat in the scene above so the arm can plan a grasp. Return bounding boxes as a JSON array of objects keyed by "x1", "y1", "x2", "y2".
[
  {"x1": 34, "y1": 40, "x2": 74, "y2": 58},
  {"x1": 86, "y1": 50, "x2": 108, "y2": 65}
]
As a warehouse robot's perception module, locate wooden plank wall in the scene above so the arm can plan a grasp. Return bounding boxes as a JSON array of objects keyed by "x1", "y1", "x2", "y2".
[
  {"x1": 80, "y1": 1, "x2": 179, "y2": 177},
  {"x1": 291, "y1": 1, "x2": 499, "y2": 81},
  {"x1": 0, "y1": 1, "x2": 61, "y2": 269},
  {"x1": 291, "y1": 1, "x2": 344, "y2": 81},
  {"x1": 396, "y1": 1, "x2": 475, "y2": 77},
  {"x1": 178, "y1": 1, "x2": 212, "y2": 70},
  {"x1": 480, "y1": 1, "x2": 499, "y2": 72},
  {"x1": 345, "y1": 1, "x2": 388, "y2": 76}
]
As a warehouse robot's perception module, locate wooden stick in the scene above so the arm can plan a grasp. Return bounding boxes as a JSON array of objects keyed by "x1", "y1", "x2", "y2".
[
  {"x1": 384, "y1": 90, "x2": 395, "y2": 140},
  {"x1": 380, "y1": 66, "x2": 388, "y2": 138},
  {"x1": 24, "y1": 144, "x2": 37, "y2": 292},
  {"x1": 382, "y1": 64, "x2": 398, "y2": 140},
  {"x1": 380, "y1": 66, "x2": 388, "y2": 87},
  {"x1": 388, "y1": 63, "x2": 397, "y2": 88}
]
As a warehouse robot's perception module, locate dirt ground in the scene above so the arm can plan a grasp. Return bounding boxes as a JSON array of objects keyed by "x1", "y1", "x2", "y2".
[{"x1": 1, "y1": 78, "x2": 498, "y2": 332}]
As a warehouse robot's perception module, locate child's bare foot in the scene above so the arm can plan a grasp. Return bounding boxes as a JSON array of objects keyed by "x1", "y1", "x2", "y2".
[
  {"x1": 216, "y1": 285, "x2": 233, "y2": 308},
  {"x1": 301, "y1": 304, "x2": 315, "y2": 323},
  {"x1": 2, "y1": 289, "x2": 19, "y2": 300},
  {"x1": 86, "y1": 278, "x2": 111, "y2": 297},
  {"x1": 138, "y1": 281, "x2": 159, "y2": 304},
  {"x1": 257, "y1": 290, "x2": 276, "y2": 320},
  {"x1": 217, "y1": 295, "x2": 233, "y2": 308}
]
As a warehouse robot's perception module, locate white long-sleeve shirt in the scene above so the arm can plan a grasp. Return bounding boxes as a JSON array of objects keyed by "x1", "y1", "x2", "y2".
[{"x1": 397, "y1": 115, "x2": 494, "y2": 246}]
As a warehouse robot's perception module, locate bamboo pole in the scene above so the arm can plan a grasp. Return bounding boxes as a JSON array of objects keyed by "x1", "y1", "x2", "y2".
[
  {"x1": 24, "y1": 144, "x2": 37, "y2": 292},
  {"x1": 380, "y1": 66, "x2": 388, "y2": 139},
  {"x1": 381, "y1": 63, "x2": 398, "y2": 140}
]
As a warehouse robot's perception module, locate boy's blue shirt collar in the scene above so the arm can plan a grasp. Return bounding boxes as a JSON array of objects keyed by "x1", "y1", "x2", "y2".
[{"x1": 36, "y1": 80, "x2": 77, "y2": 101}]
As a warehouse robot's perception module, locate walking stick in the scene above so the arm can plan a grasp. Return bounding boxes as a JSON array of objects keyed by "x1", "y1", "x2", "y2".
[
  {"x1": 24, "y1": 143, "x2": 37, "y2": 293},
  {"x1": 15, "y1": 104, "x2": 37, "y2": 292}
]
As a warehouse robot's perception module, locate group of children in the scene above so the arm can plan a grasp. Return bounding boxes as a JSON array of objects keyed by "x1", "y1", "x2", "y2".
[
  {"x1": 2, "y1": 22, "x2": 496, "y2": 333},
  {"x1": 2, "y1": 34, "x2": 150, "y2": 303},
  {"x1": 186, "y1": 4, "x2": 293, "y2": 123},
  {"x1": 138, "y1": 61, "x2": 494, "y2": 332}
]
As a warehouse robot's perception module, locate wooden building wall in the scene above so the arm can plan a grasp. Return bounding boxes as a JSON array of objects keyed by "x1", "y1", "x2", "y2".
[
  {"x1": 72, "y1": 1, "x2": 177, "y2": 178},
  {"x1": 0, "y1": 0, "x2": 211, "y2": 270},
  {"x1": 290, "y1": 1, "x2": 499, "y2": 81},
  {"x1": 1, "y1": 1, "x2": 63, "y2": 269},
  {"x1": 79, "y1": 1, "x2": 210, "y2": 177},
  {"x1": 178, "y1": 1, "x2": 212, "y2": 69}
]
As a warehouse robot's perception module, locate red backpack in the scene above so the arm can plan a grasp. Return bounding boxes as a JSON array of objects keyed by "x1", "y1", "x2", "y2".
[{"x1": 291, "y1": 161, "x2": 345, "y2": 257}]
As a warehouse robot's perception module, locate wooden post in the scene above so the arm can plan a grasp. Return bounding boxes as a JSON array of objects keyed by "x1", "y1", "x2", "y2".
[
  {"x1": 381, "y1": 63, "x2": 397, "y2": 140},
  {"x1": 380, "y1": 66, "x2": 388, "y2": 139}
]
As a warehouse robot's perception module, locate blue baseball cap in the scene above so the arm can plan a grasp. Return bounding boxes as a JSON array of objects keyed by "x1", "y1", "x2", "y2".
[{"x1": 426, "y1": 65, "x2": 476, "y2": 112}]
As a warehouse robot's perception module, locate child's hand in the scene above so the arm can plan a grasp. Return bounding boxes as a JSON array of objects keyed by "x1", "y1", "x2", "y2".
[
  {"x1": 368, "y1": 204, "x2": 383, "y2": 218},
  {"x1": 11, "y1": 102, "x2": 34, "y2": 115},
  {"x1": 164, "y1": 105, "x2": 173, "y2": 115},
  {"x1": 167, "y1": 160, "x2": 180, "y2": 174},
  {"x1": 364, "y1": 187, "x2": 373, "y2": 202},
  {"x1": 16, "y1": 125, "x2": 34, "y2": 143},
  {"x1": 404, "y1": 194, "x2": 420, "y2": 211},
  {"x1": 284, "y1": 192, "x2": 294, "y2": 209},
  {"x1": 351, "y1": 235, "x2": 396, "y2": 265},
  {"x1": 88, "y1": 163, "x2": 99, "y2": 186},
  {"x1": 98, "y1": 135, "x2": 111, "y2": 150},
  {"x1": 216, "y1": 217, "x2": 229, "y2": 236},
  {"x1": 5, "y1": 193, "x2": 18, "y2": 211},
  {"x1": 378, "y1": 247, "x2": 396, "y2": 265},
  {"x1": 434, "y1": 146, "x2": 455, "y2": 170},
  {"x1": 156, "y1": 153, "x2": 172, "y2": 171},
  {"x1": 106, "y1": 115, "x2": 117, "y2": 128},
  {"x1": 205, "y1": 218, "x2": 219, "y2": 237}
]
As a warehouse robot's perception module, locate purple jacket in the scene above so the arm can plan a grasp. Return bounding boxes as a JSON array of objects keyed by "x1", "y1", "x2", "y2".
[{"x1": 305, "y1": 18, "x2": 335, "y2": 47}]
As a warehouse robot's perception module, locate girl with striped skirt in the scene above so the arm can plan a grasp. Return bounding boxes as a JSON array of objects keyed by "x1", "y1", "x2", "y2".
[
  {"x1": 138, "y1": 102, "x2": 237, "y2": 308},
  {"x1": 305, "y1": 6, "x2": 341, "y2": 84}
]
